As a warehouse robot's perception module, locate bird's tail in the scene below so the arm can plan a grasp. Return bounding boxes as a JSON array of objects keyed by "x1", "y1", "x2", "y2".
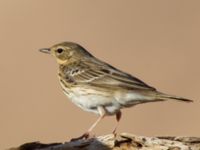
[{"x1": 156, "y1": 92, "x2": 193, "y2": 103}]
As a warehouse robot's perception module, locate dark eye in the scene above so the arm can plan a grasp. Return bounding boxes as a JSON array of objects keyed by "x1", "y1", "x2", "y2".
[{"x1": 57, "y1": 48, "x2": 64, "y2": 53}]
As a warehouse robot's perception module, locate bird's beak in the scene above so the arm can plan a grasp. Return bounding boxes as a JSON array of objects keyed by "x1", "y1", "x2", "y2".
[{"x1": 39, "y1": 48, "x2": 51, "y2": 54}]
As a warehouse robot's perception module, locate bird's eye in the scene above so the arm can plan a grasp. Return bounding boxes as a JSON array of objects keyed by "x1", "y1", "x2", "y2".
[{"x1": 57, "y1": 48, "x2": 64, "y2": 53}]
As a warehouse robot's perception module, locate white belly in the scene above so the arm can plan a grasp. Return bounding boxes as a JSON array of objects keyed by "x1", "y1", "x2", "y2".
[
  {"x1": 62, "y1": 87, "x2": 121, "y2": 115},
  {"x1": 60, "y1": 81, "x2": 153, "y2": 115}
]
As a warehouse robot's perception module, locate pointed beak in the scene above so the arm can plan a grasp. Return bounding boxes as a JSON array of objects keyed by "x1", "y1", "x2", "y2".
[{"x1": 39, "y1": 48, "x2": 51, "y2": 54}]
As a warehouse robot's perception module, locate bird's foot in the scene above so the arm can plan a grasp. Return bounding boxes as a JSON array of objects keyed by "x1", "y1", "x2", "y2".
[
  {"x1": 112, "y1": 129, "x2": 118, "y2": 138},
  {"x1": 70, "y1": 132, "x2": 90, "y2": 141}
]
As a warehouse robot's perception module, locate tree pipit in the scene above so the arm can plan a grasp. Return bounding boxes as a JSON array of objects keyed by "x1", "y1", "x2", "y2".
[{"x1": 39, "y1": 42, "x2": 193, "y2": 140}]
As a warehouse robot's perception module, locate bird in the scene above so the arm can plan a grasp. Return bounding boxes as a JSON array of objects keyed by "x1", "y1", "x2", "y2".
[{"x1": 39, "y1": 41, "x2": 193, "y2": 140}]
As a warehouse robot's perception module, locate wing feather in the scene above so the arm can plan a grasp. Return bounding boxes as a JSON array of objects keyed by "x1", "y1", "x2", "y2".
[{"x1": 66, "y1": 60, "x2": 156, "y2": 91}]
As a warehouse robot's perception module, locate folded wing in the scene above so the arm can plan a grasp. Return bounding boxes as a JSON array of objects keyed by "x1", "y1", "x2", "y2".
[{"x1": 66, "y1": 59, "x2": 156, "y2": 91}]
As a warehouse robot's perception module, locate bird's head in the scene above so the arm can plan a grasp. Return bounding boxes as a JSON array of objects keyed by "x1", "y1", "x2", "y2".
[{"x1": 39, "y1": 42, "x2": 93, "y2": 64}]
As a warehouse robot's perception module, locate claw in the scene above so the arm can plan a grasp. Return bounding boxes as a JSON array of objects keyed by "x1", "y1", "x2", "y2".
[
  {"x1": 70, "y1": 132, "x2": 90, "y2": 141},
  {"x1": 112, "y1": 131, "x2": 117, "y2": 138}
]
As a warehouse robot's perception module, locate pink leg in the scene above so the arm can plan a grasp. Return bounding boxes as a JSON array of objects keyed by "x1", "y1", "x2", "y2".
[
  {"x1": 112, "y1": 111, "x2": 122, "y2": 134},
  {"x1": 71, "y1": 106, "x2": 106, "y2": 141}
]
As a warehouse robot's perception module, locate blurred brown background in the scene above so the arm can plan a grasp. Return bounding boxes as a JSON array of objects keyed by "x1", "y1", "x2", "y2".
[{"x1": 0, "y1": 0, "x2": 199, "y2": 149}]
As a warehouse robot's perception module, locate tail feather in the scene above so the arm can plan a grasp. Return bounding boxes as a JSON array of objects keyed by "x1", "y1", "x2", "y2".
[{"x1": 156, "y1": 92, "x2": 193, "y2": 103}]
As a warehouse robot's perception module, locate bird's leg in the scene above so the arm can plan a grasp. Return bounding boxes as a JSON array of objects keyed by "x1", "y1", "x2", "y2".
[
  {"x1": 71, "y1": 106, "x2": 106, "y2": 141},
  {"x1": 112, "y1": 110, "x2": 122, "y2": 135},
  {"x1": 87, "y1": 107, "x2": 106, "y2": 134}
]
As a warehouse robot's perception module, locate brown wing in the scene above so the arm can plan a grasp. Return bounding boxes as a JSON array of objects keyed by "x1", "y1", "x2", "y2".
[{"x1": 66, "y1": 59, "x2": 156, "y2": 91}]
